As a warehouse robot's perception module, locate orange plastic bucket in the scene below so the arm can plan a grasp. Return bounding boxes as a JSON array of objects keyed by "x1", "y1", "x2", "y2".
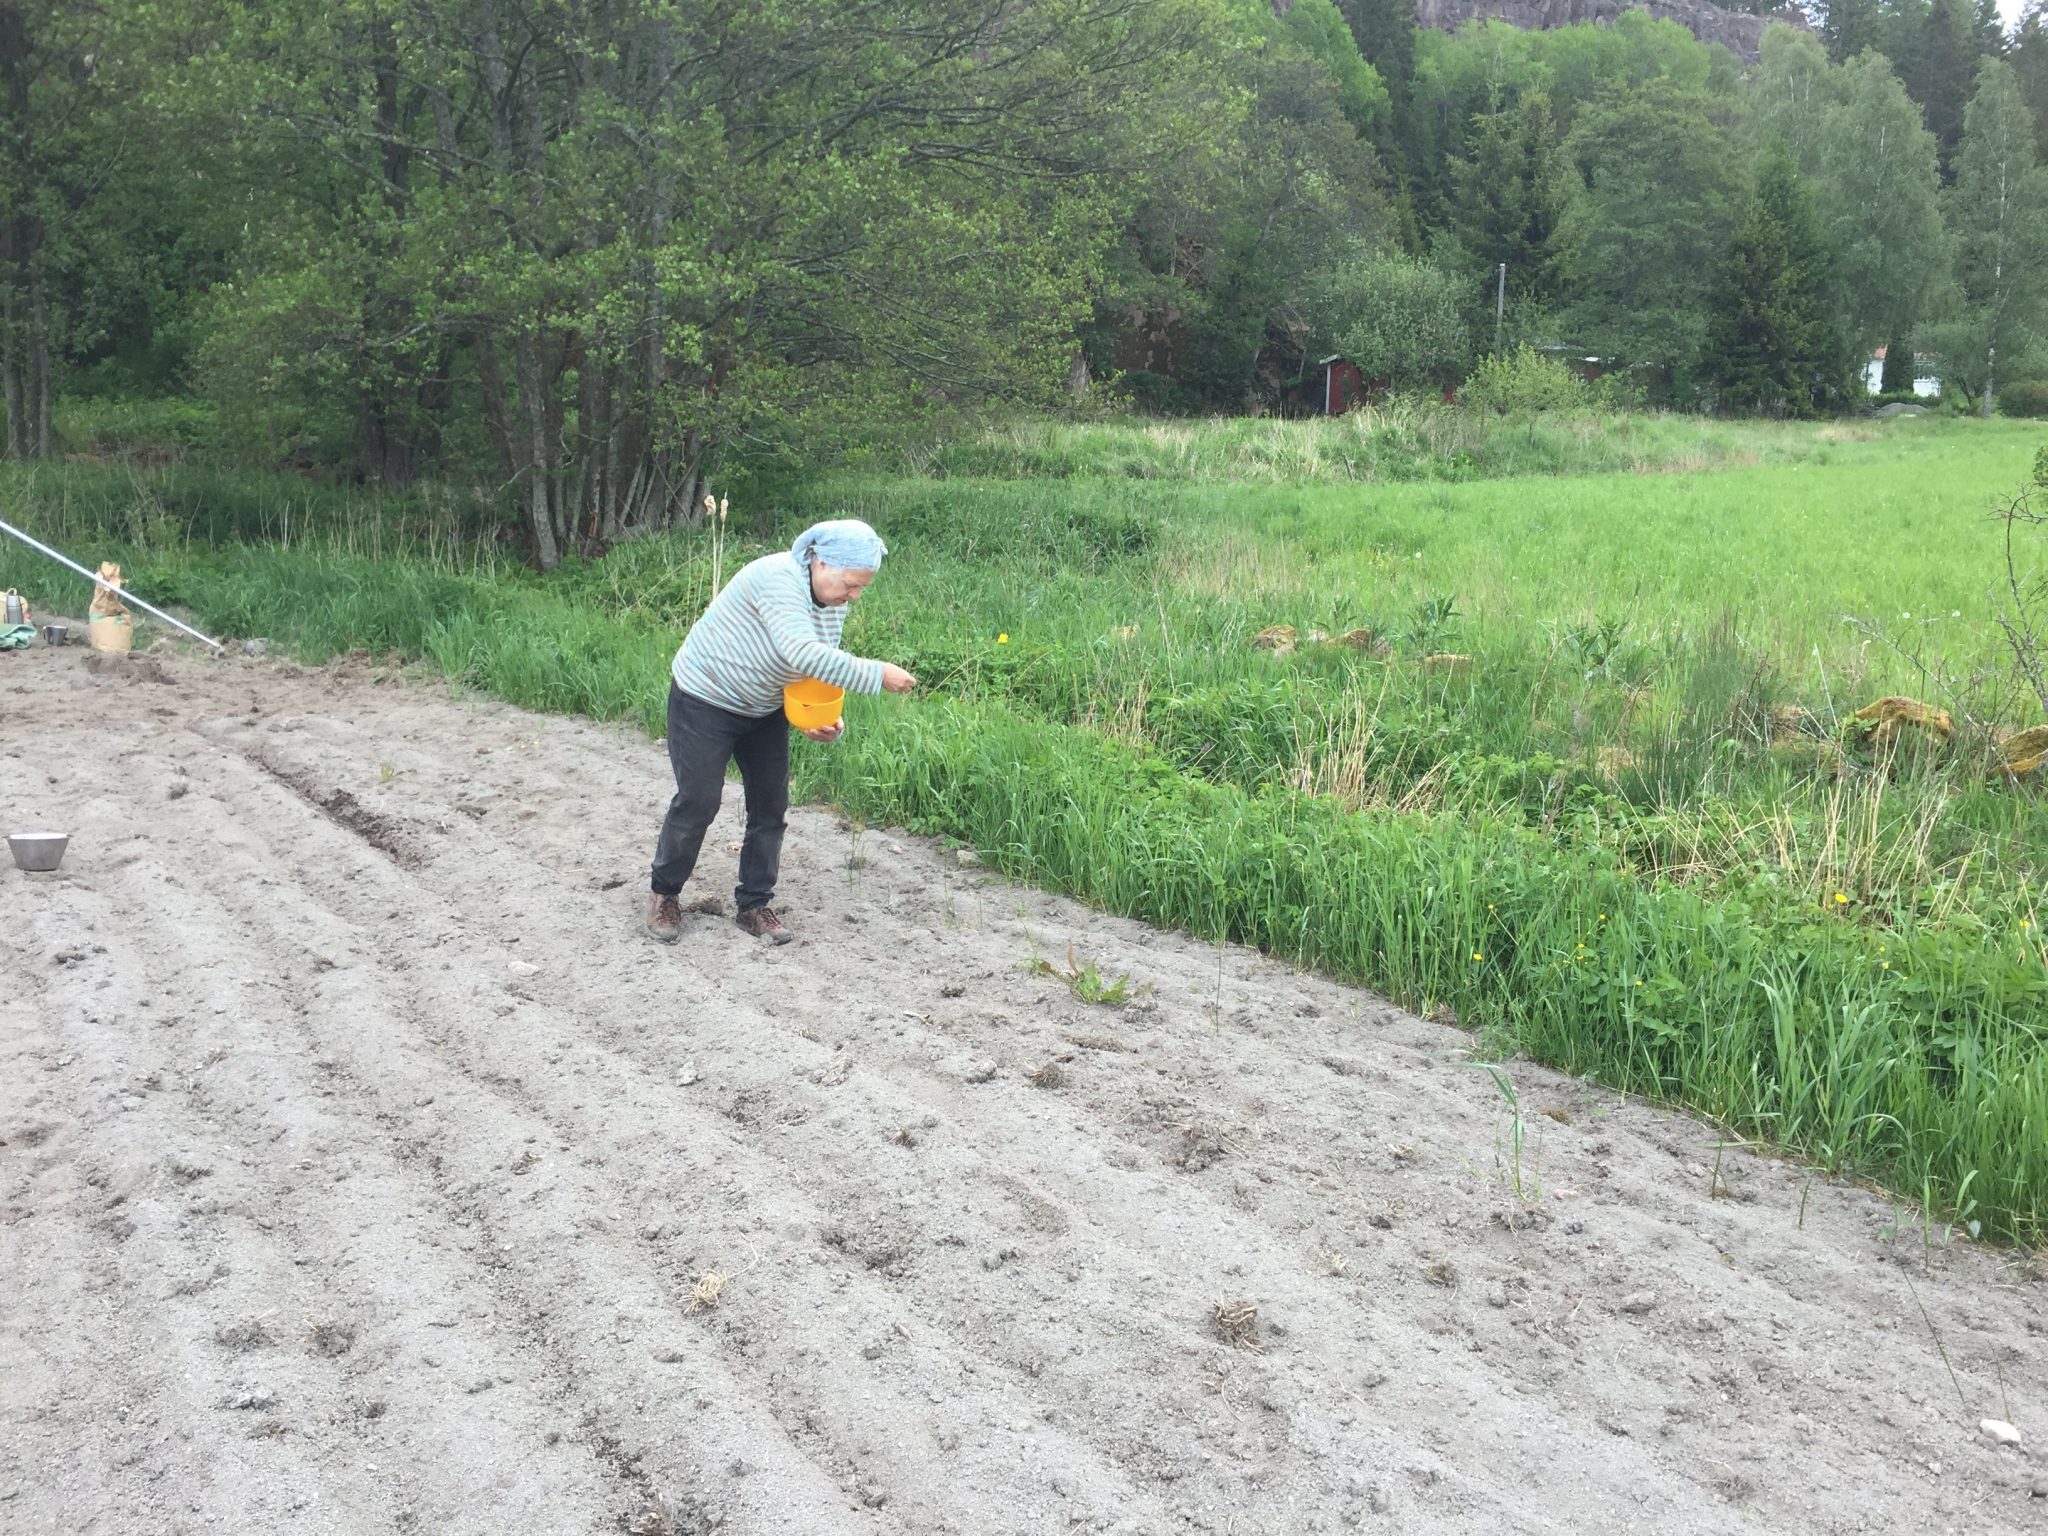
[{"x1": 783, "y1": 677, "x2": 845, "y2": 729}]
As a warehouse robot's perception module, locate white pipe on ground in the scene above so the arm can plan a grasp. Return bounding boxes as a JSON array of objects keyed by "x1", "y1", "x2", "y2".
[{"x1": 0, "y1": 517, "x2": 225, "y2": 652}]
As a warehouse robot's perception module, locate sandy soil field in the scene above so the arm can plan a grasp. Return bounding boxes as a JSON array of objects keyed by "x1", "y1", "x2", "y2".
[{"x1": 3, "y1": 638, "x2": 2045, "y2": 1535}]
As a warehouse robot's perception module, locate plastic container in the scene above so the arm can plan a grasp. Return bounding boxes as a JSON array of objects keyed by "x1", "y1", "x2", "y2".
[{"x1": 783, "y1": 677, "x2": 846, "y2": 730}]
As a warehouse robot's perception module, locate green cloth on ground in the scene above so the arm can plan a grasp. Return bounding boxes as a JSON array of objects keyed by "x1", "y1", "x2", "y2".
[{"x1": 0, "y1": 624, "x2": 35, "y2": 650}]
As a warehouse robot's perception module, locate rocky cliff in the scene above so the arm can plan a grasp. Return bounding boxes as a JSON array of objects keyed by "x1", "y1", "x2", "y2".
[
  {"x1": 1272, "y1": 0, "x2": 1812, "y2": 65},
  {"x1": 1416, "y1": 0, "x2": 1809, "y2": 62}
]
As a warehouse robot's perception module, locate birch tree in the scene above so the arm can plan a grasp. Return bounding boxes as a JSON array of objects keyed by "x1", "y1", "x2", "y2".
[{"x1": 1924, "y1": 59, "x2": 2048, "y2": 410}]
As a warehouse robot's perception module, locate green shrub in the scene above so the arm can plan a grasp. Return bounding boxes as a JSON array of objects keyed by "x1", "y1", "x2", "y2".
[
  {"x1": 1460, "y1": 346, "x2": 1586, "y2": 417},
  {"x1": 1308, "y1": 249, "x2": 1472, "y2": 390},
  {"x1": 53, "y1": 396, "x2": 222, "y2": 458},
  {"x1": 1995, "y1": 379, "x2": 2048, "y2": 418}
]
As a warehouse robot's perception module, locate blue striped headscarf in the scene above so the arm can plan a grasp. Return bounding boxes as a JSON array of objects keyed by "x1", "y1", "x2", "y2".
[{"x1": 790, "y1": 518, "x2": 887, "y2": 572}]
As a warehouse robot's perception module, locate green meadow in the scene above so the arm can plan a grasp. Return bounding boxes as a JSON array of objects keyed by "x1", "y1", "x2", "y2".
[{"x1": 5, "y1": 411, "x2": 2045, "y2": 1237}]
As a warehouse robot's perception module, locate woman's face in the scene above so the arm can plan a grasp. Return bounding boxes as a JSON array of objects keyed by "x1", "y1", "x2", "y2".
[{"x1": 810, "y1": 563, "x2": 876, "y2": 607}]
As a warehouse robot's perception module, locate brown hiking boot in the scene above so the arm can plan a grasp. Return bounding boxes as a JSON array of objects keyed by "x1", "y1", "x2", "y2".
[
  {"x1": 734, "y1": 905, "x2": 795, "y2": 945},
  {"x1": 646, "y1": 891, "x2": 683, "y2": 944}
]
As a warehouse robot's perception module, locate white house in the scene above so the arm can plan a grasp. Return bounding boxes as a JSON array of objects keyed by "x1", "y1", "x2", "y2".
[{"x1": 1864, "y1": 346, "x2": 1939, "y2": 397}]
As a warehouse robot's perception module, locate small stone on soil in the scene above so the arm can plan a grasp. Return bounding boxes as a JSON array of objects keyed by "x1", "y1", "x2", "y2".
[
  {"x1": 309, "y1": 1321, "x2": 355, "y2": 1357},
  {"x1": 1619, "y1": 1290, "x2": 1659, "y2": 1315}
]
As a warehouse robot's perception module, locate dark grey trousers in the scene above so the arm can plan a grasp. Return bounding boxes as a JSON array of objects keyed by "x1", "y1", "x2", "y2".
[{"x1": 649, "y1": 684, "x2": 789, "y2": 912}]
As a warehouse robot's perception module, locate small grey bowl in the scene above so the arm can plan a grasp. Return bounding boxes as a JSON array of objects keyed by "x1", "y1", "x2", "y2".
[
  {"x1": 7, "y1": 832, "x2": 68, "y2": 872},
  {"x1": 42, "y1": 624, "x2": 68, "y2": 646}
]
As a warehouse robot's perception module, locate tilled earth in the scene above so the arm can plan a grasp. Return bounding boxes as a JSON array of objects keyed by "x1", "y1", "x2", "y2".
[{"x1": 3, "y1": 640, "x2": 2044, "y2": 1535}]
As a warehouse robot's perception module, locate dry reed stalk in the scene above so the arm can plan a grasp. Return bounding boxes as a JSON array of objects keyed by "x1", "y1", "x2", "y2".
[
  {"x1": 1212, "y1": 1298, "x2": 1261, "y2": 1350},
  {"x1": 686, "y1": 1270, "x2": 728, "y2": 1313}
]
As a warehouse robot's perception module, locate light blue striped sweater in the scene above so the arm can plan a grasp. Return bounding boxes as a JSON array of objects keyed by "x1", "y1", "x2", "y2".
[{"x1": 671, "y1": 553, "x2": 885, "y2": 717}]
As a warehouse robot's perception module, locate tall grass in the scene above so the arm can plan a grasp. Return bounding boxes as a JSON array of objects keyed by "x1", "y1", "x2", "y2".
[
  {"x1": 915, "y1": 404, "x2": 1976, "y2": 486},
  {"x1": 0, "y1": 458, "x2": 498, "y2": 564}
]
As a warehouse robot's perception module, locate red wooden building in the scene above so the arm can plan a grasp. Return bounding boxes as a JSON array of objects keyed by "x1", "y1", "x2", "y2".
[{"x1": 1318, "y1": 355, "x2": 1366, "y2": 415}]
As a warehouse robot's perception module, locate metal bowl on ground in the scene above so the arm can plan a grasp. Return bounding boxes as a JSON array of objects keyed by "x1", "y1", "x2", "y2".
[{"x1": 7, "y1": 832, "x2": 69, "y2": 872}]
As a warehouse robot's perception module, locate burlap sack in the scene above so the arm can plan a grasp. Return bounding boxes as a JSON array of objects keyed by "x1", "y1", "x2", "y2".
[{"x1": 89, "y1": 562, "x2": 128, "y2": 620}]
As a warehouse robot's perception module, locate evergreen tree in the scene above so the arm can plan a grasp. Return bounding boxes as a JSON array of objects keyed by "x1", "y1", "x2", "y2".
[
  {"x1": 1880, "y1": 336, "x2": 1917, "y2": 390},
  {"x1": 1340, "y1": 0, "x2": 1417, "y2": 165},
  {"x1": 2012, "y1": 1, "x2": 2048, "y2": 162},
  {"x1": 1443, "y1": 90, "x2": 1568, "y2": 344},
  {"x1": 1882, "y1": 0, "x2": 1933, "y2": 64},
  {"x1": 1973, "y1": 0, "x2": 2005, "y2": 56},
  {"x1": 1280, "y1": 0, "x2": 1390, "y2": 138},
  {"x1": 1704, "y1": 191, "x2": 1806, "y2": 412},
  {"x1": 1906, "y1": 0, "x2": 1987, "y2": 176},
  {"x1": 1823, "y1": 0, "x2": 1888, "y2": 62},
  {"x1": 1703, "y1": 152, "x2": 1849, "y2": 414}
]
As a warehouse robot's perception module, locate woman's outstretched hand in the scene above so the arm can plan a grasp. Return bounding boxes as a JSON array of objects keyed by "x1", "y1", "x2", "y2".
[{"x1": 880, "y1": 664, "x2": 918, "y2": 694}]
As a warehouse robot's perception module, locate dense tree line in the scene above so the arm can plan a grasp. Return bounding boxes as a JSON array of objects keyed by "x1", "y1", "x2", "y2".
[{"x1": 2, "y1": 0, "x2": 2046, "y2": 559}]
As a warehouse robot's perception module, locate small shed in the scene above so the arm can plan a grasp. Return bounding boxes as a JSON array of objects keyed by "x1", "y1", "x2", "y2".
[{"x1": 1318, "y1": 355, "x2": 1366, "y2": 416}]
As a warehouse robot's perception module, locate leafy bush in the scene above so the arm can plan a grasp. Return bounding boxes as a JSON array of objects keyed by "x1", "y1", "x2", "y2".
[
  {"x1": 53, "y1": 396, "x2": 222, "y2": 459},
  {"x1": 1995, "y1": 380, "x2": 2048, "y2": 418},
  {"x1": 1460, "y1": 346, "x2": 1586, "y2": 417},
  {"x1": 1307, "y1": 248, "x2": 1472, "y2": 389}
]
